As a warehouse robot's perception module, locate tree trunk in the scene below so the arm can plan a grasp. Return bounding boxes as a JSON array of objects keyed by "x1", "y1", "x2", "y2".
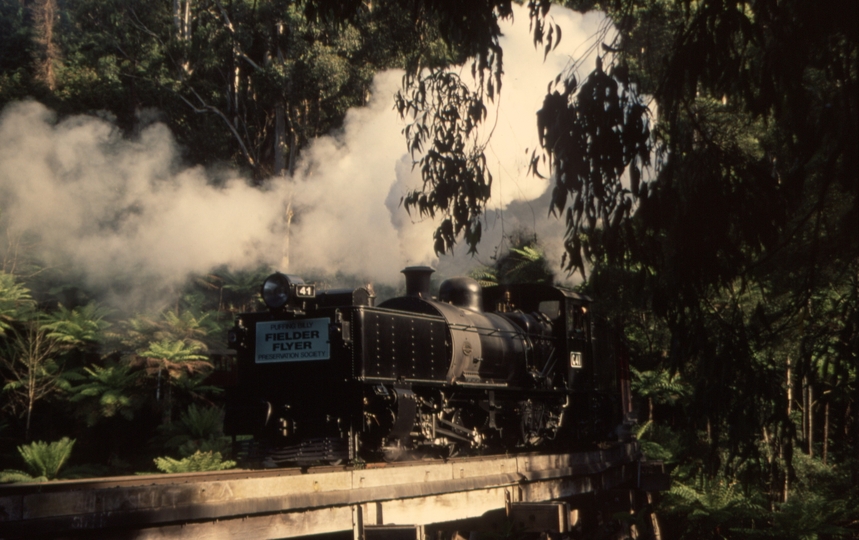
[
  {"x1": 808, "y1": 383, "x2": 813, "y2": 458},
  {"x1": 173, "y1": 0, "x2": 181, "y2": 36},
  {"x1": 763, "y1": 426, "x2": 777, "y2": 508},
  {"x1": 275, "y1": 103, "x2": 286, "y2": 176},
  {"x1": 173, "y1": 0, "x2": 191, "y2": 41},
  {"x1": 780, "y1": 438, "x2": 790, "y2": 503},
  {"x1": 273, "y1": 21, "x2": 287, "y2": 177},
  {"x1": 183, "y1": 0, "x2": 191, "y2": 40},
  {"x1": 162, "y1": 384, "x2": 173, "y2": 427},
  {"x1": 281, "y1": 198, "x2": 293, "y2": 271},
  {"x1": 232, "y1": 67, "x2": 239, "y2": 122},
  {"x1": 802, "y1": 376, "x2": 808, "y2": 447},
  {"x1": 26, "y1": 369, "x2": 36, "y2": 441},
  {"x1": 288, "y1": 104, "x2": 301, "y2": 176},
  {"x1": 25, "y1": 401, "x2": 33, "y2": 442},
  {"x1": 786, "y1": 356, "x2": 792, "y2": 416},
  {"x1": 288, "y1": 125, "x2": 298, "y2": 175},
  {"x1": 32, "y1": 0, "x2": 59, "y2": 90},
  {"x1": 823, "y1": 400, "x2": 829, "y2": 465},
  {"x1": 172, "y1": 0, "x2": 192, "y2": 78}
]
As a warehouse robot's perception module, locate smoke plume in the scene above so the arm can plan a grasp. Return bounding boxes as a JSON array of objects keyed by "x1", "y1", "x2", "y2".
[{"x1": 0, "y1": 5, "x2": 606, "y2": 309}]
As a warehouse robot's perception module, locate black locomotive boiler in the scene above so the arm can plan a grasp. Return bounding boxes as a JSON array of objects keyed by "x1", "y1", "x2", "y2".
[{"x1": 224, "y1": 266, "x2": 632, "y2": 466}]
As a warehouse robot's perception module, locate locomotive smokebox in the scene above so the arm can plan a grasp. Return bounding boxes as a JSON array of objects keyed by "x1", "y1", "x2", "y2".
[{"x1": 402, "y1": 266, "x2": 435, "y2": 298}]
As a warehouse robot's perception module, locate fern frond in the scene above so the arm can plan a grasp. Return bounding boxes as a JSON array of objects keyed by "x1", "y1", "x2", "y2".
[{"x1": 153, "y1": 451, "x2": 236, "y2": 473}]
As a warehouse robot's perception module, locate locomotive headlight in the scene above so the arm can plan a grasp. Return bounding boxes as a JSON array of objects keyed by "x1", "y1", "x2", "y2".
[
  {"x1": 261, "y1": 273, "x2": 294, "y2": 310},
  {"x1": 261, "y1": 272, "x2": 314, "y2": 311}
]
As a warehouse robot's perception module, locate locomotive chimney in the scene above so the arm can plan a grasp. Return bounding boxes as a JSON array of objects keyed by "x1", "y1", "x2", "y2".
[{"x1": 401, "y1": 266, "x2": 435, "y2": 298}]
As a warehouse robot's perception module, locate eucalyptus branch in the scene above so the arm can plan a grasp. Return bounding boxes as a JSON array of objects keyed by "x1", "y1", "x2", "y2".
[
  {"x1": 175, "y1": 89, "x2": 257, "y2": 168},
  {"x1": 212, "y1": 0, "x2": 263, "y2": 71}
]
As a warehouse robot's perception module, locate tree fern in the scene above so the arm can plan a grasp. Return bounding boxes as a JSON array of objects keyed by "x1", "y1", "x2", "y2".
[
  {"x1": 0, "y1": 272, "x2": 35, "y2": 335},
  {"x1": 70, "y1": 360, "x2": 140, "y2": 424},
  {"x1": 18, "y1": 437, "x2": 76, "y2": 479},
  {"x1": 42, "y1": 302, "x2": 113, "y2": 348},
  {"x1": 153, "y1": 451, "x2": 236, "y2": 473},
  {"x1": 630, "y1": 366, "x2": 691, "y2": 404},
  {"x1": 469, "y1": 267, "x2": 499, "y2": 287},
  {"x1": 120, "y1": 310, "x2": 217, "y2": 352},
  {"x1": 134, "y1": 339, "x2": 211, "y2": 379},
  {"x1": 665, "y1": 474, "x2": 766, "y2": 538},
  {"x1": 0, "y1": 438, "x2": 76, "y2": 483},
  {"x1": 157, "y1": 404, "x2": 231, "y2": 457},
  {"x1": 157, "y1": 310, "x2": 217, "y2": 351},
  {"x1": 635, "y1": 420, "x2": 683, "y2": 463},
  {"x1": 468, "y1": 236, "x2": 554, "y2": 286},
  {"x1": 630, "y1": 366, "x2": 691, "y2": 421},
  {"x1": 0, "y1": 469, "x2": 43, "y2": 483},
  {"x1": 755, "y1": 493, "x2": 853, "y2": 539}
]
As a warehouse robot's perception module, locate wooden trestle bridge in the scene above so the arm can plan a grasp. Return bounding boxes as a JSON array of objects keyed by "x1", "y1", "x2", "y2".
[{"x1": 0, "y1": 442, "x2": 667, "y2": 539}]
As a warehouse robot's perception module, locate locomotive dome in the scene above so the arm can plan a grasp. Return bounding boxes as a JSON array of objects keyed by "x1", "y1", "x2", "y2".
[{"x1": 438, "y1": 277, "x2": 482, "y2": 312}]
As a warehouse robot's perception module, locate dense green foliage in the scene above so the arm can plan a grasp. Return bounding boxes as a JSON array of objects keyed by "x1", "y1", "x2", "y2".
[
  {"x1": 0, "y1": 0, "x2": 458, "y2": 179},
  {"x1": 0, "y1": 268, "x2": 250, "y2": 475},
  {"x1": 549, "y1": 0, "x2": 857, "y2": 536},
  {"x1": 0, "y1": 1, "x2": 856, "y2": 537}
]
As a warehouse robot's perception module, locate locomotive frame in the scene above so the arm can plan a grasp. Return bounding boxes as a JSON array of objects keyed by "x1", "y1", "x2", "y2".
[{"x1": 224, "y1": 267, "x2": 632, "y2": 466}]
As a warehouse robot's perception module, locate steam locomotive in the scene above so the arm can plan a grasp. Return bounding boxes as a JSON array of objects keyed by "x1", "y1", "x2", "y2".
[{"x1": 224, "y1": 267, "x2": 632, "y2": 466}]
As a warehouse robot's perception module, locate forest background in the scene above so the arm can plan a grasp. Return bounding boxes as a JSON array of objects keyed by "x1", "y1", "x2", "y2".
[{"x1": 0, "y1": 0, "x2": 856, "y2": 538}]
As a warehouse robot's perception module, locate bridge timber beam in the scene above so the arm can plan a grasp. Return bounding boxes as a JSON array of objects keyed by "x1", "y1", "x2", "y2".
[{"x1": 0, "y1": 443, "x2": 646, "y2": 539}]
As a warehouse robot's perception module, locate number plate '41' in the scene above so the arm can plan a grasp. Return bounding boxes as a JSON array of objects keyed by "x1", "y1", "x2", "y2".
[{"x1": 295, "y1": 285, "x2": 315, "y2": 298}]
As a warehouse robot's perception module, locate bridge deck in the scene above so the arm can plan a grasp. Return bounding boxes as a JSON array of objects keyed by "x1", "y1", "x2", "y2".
[{"x1": 0, "y1": 443, "x2": 641, "y2": 539}]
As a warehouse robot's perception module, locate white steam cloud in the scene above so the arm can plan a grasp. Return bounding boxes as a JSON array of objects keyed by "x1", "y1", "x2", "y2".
[
  {"x1": 0, "y1": 103, "x2": 288, "y2": 295},
  {"x1": 0, "y1": 5, "x2": 605, "y2": 308}
]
